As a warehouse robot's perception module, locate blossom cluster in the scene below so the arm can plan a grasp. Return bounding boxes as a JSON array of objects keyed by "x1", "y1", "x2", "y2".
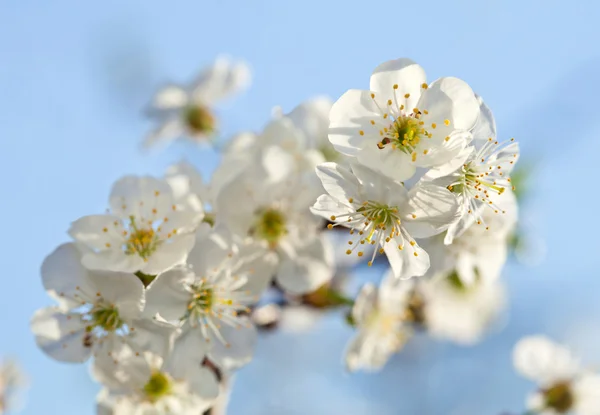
[{"x1": 31, "y1": 56, "x2": 522, "y2": 413}]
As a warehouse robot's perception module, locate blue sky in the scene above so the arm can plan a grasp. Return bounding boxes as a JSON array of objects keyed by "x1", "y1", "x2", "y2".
[{"x1": 1, "y1": 0, "x2": 600, "y2": 414}]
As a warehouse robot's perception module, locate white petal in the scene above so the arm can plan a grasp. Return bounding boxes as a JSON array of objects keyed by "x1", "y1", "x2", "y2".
[
  {"x1": 81, "y1": 249, "x2": 146, "y2": 274},
  {"x1": 208, "y1": 317, "x2": 257, "y2": 371},
  {"x1": 351, "y1": 284, "x2": 377, "y2": 324},
  {"x1": 109, "y1": 175, "x2": 173, "y2": 220},
  {"x1": 234, "y1": 242, "x2": 278, "y2": 297},
  {"x1": 142, "y1": 117, "x2": 185, "y2": 149},
  {"x1": 89, "y1": 271, "x2": 145, "y2": 321},
  {"x1": 356, "y1": 144, "x2": 417, "y2": 183},
  {"x1": 191, "y1": 56, "x2": 251, "y2": 104},
  {"x1": 275, "y1": 236, "x2": 333, "y2": 294},
  {"x1": 513, "y1": 335, "x2": 580, "y2": 384},
  {"x1": 148, "y1": 84, "x2": 189, "y2": 111},
  {"x1": 471, "y1": 94, "x2": 497, "y2": 141},
  {"x1": 329, "y1": 89, "x2": 382, "y2": 156},
  {"x1": 167, "y1": 329, "x2": 211, "y2": 377},
  {"x1": 41, "y1": 243, "x2": 97, "y2": 308},
  {"x1": 187, "y1": 225, "x2": 232, "y2": 275},
  {"x1": 68, "y1": 214, "x2": 124, "y2": 251},
  {"x1": 143, "y1": 234, "x2": 196, "y2": 275},
  {"x1": 262, "y1": 145, "x2": 295, "y2": 182},
  {"x1": 127, "y1": 319, "x2": 176, "y2": 358},
  {"x1": 31, "y1": 308, "x2": 91, "y2": 363},
  {"x1": 145, "y1": 268, "x2": 193, "y2": 320},
  {"x1": 315, "y1": 162, "x2": 360, "y2": 203},
  {"x1": 402, "y1": 184, "x2": 460, "y2": 238},
  {"x1": 369, "y1": 58, "x2": 425, "y2": 110},
  {"x1": 350, "y1": 162, "x2": 409, "y2": 205},
  {"x1": 417, "y1": 77, "x2": 479, "y2": 131},
  {"x1": 384, "y1": 237, "x2": 430, "y2": 279},
  {"x1": 286, "y1": 96, "x2": 332, "y2": 147},
  {"x1": 184, "y1": 366, "x2": 219, "y2": 402}
]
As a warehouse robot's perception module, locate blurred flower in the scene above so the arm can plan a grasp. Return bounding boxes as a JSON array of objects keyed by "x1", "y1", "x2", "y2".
[
  {"x1": 420, "y1": 272, "x2": 505, "y2": 345},
  {"x1": 214, "y1": 169, "x2": 333, "y2": 295},
  {"x1": 285, "y1": 97, "x2": 341, "y2": 162},
  {"x1": 513, "y1": 336, "x2": 600, "y2": 414},
  {"x1": 345, "y1": 278, "x2": 413, "y2": 372},
  {"x1": 143, "y1": 56, "x2": 251, "y2": 149},
  {"x1": 329, "y1": 57, "x2": 479, "y2": 182},
  {"x1": 31, "y1": 243, "x2": 174, "y2": 365},
  {"x1": 165, "y1": 160, "x2": 210, "y2": 223},
  {"x1": 95, "y1": 347, "x2": 218, "y2": 415},
  {"x1": 0, "y1": 359, "x2": 27, "y2": 415},
  {"x1": 145, "y1": 224, "x2": 258, "y2": 372},
  {"x1": 312, "y1": 162, "x2": 459, "y2": 278},
  {"x1": 69, "y1": 175, "x2": 197, "y2": 276}
]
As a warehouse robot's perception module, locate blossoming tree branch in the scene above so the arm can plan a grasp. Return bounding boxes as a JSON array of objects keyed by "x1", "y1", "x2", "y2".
[{"x1": 28, "y1": 56, "x2": 600, "y2": 415}]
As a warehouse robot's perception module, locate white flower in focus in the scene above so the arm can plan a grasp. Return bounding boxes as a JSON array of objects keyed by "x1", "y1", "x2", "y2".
[
  {"x1": 0, "y1": 359, "x2": 27, "y2": 415},
  {"x1": 215, "y1": 172, "x2": 334, "y2": 295},
  {"x1": 95, "y1": 348, "x2": 218, "y2": 415},
  {"x1": 312, "y1": 162, "x2": 459, "y2": 278},
  {"x1": 329, "y1": 58, "x2": 479, "y2": 182},
  {"x1": 421, "y1": 272, "x2": 505, "y2": 345},
  {"x1": 31, "y1": 244, "x2": 174, "y2": 365},
  {"x1": 514, "y1": 336, "x2": 600, "y2": 415},
  {"x1": 422, "y1": 96, "x2": 520, "y2": 244},
  {"x1": 345, "y1": 278, "x2": 413, "y2": 372},
  {"x1": 69, "y1": 175, "x2": 197, "y2": 275},
  {"x1": 144, "y1": 56, "x2": 251, "y2": 148},
  {"x1": 145, "y1": 225, "x2": 257, "y2": 371},
  {"x1": 419, "y1": 189, "x2": 517, "y2": 285}
]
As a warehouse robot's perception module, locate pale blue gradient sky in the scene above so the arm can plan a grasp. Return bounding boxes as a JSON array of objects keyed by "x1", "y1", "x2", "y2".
[{"x1": 1, "y1": 0, "x2": 600, "y2": 414}]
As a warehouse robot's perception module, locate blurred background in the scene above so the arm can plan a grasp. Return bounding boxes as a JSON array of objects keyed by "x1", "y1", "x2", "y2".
[{"x1": 1, "y1": 0, "x2": 600, "y2": 413}]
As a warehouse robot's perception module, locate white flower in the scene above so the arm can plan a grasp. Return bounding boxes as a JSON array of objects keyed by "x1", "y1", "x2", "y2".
[
  {"x1": 286, "y1": 97, "x2": 341, "y2": 162},
  {"x1": 219, "y1": 116, "x2": 325, "y2": 185},
  {"x1": 420, "y1": 272, "x2": 505, "y2": 345},
  {"x1": 345, "y1": 278, "x2": 413, "y2": 372},
  {"x1": 165, "y1": 160, "x2": 210, "y2": 223},
  {"x1": 311, "y1": 162, "x2": 459, "y2": 278},
  {"x1": 514, "y1": 336, "x2": 600, "y2": 415},
  {"x1": 69, "y1": 175, "x2": 197, "y2": 275},
  {"x1": 95, "y1": 347, "x2": 218, "y2": 415},
  {"x1": 143, "y1": 56, "x2": 251, "y2": 148},
  {"x1": 419, "y1": 188, "x2": 517, "y2": 285},
  {"x1": 0, "y1": 359, "x2": 27, "y2": 415},
  {"x1": 329, "y1": 58, "x2": 479, "y2": 182},
  {"x1": 215, "y1": 171, "x2": 334, "y2": 294},
  {"x1": 145, "y1": 224, "x2": 258, "y2": 372},
  {"x1": 422, "y1": 96, "x2": 520, "y2": 244},
  {"x1": 31, "y1": 244, "x2": 175, "y2": 365}
]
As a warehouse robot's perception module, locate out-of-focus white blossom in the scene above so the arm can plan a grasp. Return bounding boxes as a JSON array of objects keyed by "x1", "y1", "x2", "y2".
[
  {"x1": 95, "y1": 347, "x2": 218, "y2": 415},
  {"x1": 0, "y1": 359, "x2": 27, "y2": 415},
  {"x1": 514, "y1": 336, "x2": 600, "y2": 415},
  {"x1": 144, "y1": 56, "x2": 251, "y2": 149}
]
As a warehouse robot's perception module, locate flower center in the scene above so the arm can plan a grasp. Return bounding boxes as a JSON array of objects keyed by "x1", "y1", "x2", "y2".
[
  {"x1": 143, "y1": 371, "x2": 172, "y2": 403},
  {"x1": 187, "y1": 284, "x2": 215, "y2": 317},
  {"x1": 124, "y1": 217, "x2": 160, "y2": 259},
  {"x1": 183, "y1": 105, "x2": 215, "y2": 135},
  {"x1": 543, "y1": 382, "x2": 574, "y2": 413},
  {"x1": 378, "y1": 115, "x2": 430, "y2": 158},
  {"x1": 253, "y1": 208, "x2": 287, "y2": 246},
  {"x1": 357, "y1": 201, "x2": 401, "y2": 234},
  {"x1": 88, "y1": 303, "x2": 123, "y2": 332}
]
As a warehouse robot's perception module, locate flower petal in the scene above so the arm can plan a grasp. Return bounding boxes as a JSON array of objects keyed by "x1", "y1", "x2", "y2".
[
  {"x1": 369, "y1": 58, "x2": 425, "y2": 111},
  {"x1": 31, "y1": 308, "x2": 91, "y2": 363},
  {"x1": 402, "y1": 184, "x2": 460, "y2": 238},
  {"x1": 145, "y1": 268, "x2": 193, "y2": 320}
]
